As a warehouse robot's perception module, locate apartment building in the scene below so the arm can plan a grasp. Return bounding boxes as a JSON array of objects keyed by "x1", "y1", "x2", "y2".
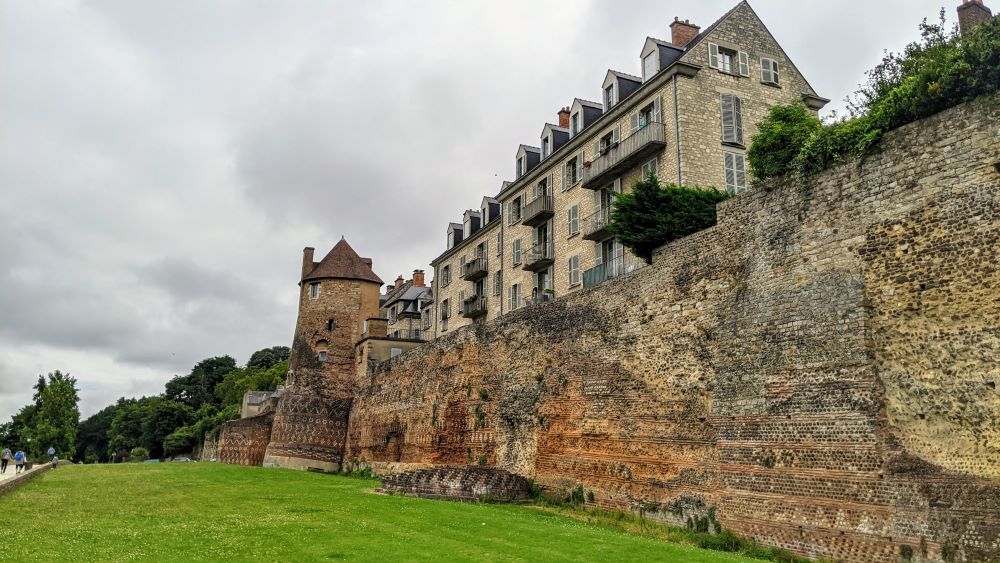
[
  {"x1": 429, "y1": 1, "x2": 827, "y2": 339},
  {"x1": 380, "y1": 270, "x2": 432, "y2": 341}
]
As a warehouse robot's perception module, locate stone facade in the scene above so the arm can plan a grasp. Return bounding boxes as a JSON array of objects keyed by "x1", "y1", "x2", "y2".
[
  {"x1": 217, "y1": 412, "x2": 274, "y2": 467},
  {"x1": 343, "y1": 96, "x2": 1000, "y2": 562},
  {"x1": 431, "y1": 216, "x2": 502, "y2": 339},
  {"x1": 430, "y1": 1, "x2": 828, "y2": 330},
  {"x1": 378, "y1": 467, "x2": 532, "y2": 502}
]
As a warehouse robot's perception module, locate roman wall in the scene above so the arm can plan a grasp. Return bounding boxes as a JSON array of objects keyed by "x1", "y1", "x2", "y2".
[{"x1": 344, "y1": 95, "x2": 1000, "y2": 562}]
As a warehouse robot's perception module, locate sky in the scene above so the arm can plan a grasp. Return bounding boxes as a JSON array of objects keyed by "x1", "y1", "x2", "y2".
[{"x1": 0, "y1": 0, "x2": 958, "y2": 419}]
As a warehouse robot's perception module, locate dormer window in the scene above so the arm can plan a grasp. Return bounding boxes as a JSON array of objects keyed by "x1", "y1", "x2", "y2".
[
  {"x1": 642, "y1": 52, "x2": 657, "y2": 80},
  {"x1": 604, "y1": 84, "x2": 615, "y2": 108},
  {"x1": 570, "y1": 113, "x2": 580, "y2": 136},
  {"x1": 541, "y1": 136, "x2": 550, "y2": 158},
  {"x1": 464, "y1": 218, "x2": 472, "y2": 236},
  {"x1": 516, "y1": 155, "x2": 526, "y2": 178}
]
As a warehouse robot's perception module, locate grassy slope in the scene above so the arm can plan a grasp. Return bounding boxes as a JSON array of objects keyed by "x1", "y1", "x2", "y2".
[{"x1": 0, "y1": 464, "x2": 756, "y2": 562}]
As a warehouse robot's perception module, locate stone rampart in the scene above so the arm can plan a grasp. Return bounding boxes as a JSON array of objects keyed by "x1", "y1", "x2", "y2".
[
  {"x1": 378, "y1": 467, "x2": 532, "y2": 502},
  {"x1": 344, "y1": 95, "x2": 1000, "y2": 562},
  {"x1": 217, "y1": 412, "x2": 274, "y2": 467}
]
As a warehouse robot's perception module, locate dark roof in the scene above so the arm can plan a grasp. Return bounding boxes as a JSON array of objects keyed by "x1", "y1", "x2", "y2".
[
  {"x1": 607, "y1": 70, "x2": 642, "y2": 84},
  {"x1": 574, "y1": 98, "x2": 604, "y2": 110},
  {"x1": 680, "y1": 1, "x2": 746, "y2": 54},
  {"x1": 302, "y1": 238, "x2": 383, "y2": 284}
]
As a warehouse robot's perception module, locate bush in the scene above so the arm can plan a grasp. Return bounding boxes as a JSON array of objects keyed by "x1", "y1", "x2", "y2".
[
  {"x1": 163, "y1": 426, "x2": 197, "y2": 457},
  {"x1": 746, "y1": 104, "x2": 820, "y2": 180},
  {"x1": 608, "y1": 175, "x2": 732, "y2": 263},
  {"x1": 129, "y1": 447, "x2": 149, "y2": 462},
  {"x1": 749, "y1": 14, "x2": 1000, "y2": 182}
]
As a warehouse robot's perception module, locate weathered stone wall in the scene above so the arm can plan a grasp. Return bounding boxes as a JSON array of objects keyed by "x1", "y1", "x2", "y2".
[
  {"x1": 217, "y1": 412, "x2": 274, "y2": 467},
  {"x1": 378, "y1": 467, "x2": 532, "y2": 502},
  {"x1": 345, "y1": 96, "x2": 1000, "y2": 562}
]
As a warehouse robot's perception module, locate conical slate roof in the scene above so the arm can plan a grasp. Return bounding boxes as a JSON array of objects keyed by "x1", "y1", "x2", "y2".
[{"x1": 302, "y1": 238, "x2": 383, "y2": 284}]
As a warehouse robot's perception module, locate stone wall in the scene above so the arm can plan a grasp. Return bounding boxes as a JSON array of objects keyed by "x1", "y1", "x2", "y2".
[
  {"x1": 217, "y1": 412, "x2": 274, "y2": 467},
  {"x1": 344, "y1": 95, "x2": 1000, "y2": 562},
  {"x1": 378, "y1": 467, "x2": 532, "y2": 502},
  {"x1": 0, "y1": 465, "x2": 52, "y2": 497}
]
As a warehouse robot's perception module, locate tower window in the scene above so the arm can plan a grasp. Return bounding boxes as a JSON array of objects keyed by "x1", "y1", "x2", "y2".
[
  {"x1": 326, "y1": 319, "x2": 335, "y2": 331},
  {"x1": 309, "y1": 282, "x2": 319, "y2": 300},
  {"x1": 318, "y1": 351, "x2": 328, "y2": 362}
]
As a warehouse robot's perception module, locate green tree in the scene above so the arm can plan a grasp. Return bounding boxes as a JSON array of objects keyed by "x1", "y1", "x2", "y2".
[
  {"x1": 76, "y1": 403, "x2": 120, "y2": 463},
  {"x1": 246, "y1": 346, "x2": 290, "y2": 370},
  {"x1": 746, "y1": 103, "x2": 821, "y2": 180},
  {"x1": 163, "y1": 426, "x2": 197, "y2": 457},
  {"x1": 607, "y1": 175, "x2": 732, "y2": 263},
  {"x1": 165, "y1": 356, "x2": 236, "y2": 409},
  {"x1": 22, "y1": 371, "x2": 80, "y2": 459},
  {"x1": 215, "y1": 360, "x2": 289, "y2": 408}
]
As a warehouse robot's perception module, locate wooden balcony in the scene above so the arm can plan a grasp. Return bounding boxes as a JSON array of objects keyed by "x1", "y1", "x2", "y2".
[
  {"x1": 583, "y1": 122, "x2": 666, "y2": 189},
  {"x1": 582, "y1": 207, "x2": 612, "y2": 241},
  {"x1": 523, "y1": 242, "x2": 554, "y2": 272},
  {"x1": 461, "y1": 256, "x2": 488, "y2": 281},
  {"x1": 521, "y1": 196, "x2": 554, "y2": 227},
  {"x1": 461, "y1": 295, "x2": 488, "y2": 318}
]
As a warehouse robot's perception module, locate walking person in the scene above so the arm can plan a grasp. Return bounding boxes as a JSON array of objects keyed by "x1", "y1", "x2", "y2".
[
  {"x1": 13, "y1": 450, "x2": 25, "y2": 474},
  {"x1": 1, "y1": 447, "x2": 11, "y2": 474}
]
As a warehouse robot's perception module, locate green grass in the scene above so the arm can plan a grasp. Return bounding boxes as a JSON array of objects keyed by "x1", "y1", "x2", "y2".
[{"x1": 0, "y1": 463, "x2": 759, "y2": 562}]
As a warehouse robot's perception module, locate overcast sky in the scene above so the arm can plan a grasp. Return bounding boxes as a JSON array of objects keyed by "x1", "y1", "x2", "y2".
[{"x1": 1, "y1": 0, "x2": 957, "y2": 419}]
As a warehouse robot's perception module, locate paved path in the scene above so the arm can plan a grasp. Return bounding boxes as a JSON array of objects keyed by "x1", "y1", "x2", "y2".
[{"x1": 0, "y1": 463, "x2": 47, "y2": 483}]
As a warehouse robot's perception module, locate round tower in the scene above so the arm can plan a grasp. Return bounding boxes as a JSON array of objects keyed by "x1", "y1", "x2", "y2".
[{"x1": 263, "y1": 238, "x2": 383, "y2": 472}]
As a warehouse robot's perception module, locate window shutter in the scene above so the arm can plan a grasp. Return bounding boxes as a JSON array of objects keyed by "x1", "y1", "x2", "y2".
[
  {"x1": 724, "y1": 153, "x2": 736, "y2": 193},
  {"x1": 594, "y1": 241, "x2": 603, "y2": 264},
  {"x1": 720, "y1": 94, "x2": 735, "y2": 143},
  {"x1": 613, "y1": 177, "x2": 622, "y2": 193},
  {"x1": 547, "y1": 174, "x2": 553, "y2": 195},
  {"x1": 735, "y1": 154, "x2": 747, "y2": 192},
  {"x1": 733, "y1": 96, "x2": 744, "y2": 145},
  {"x1": 562, "y1": 165, "x2": 568, "y2": 191},
  {"x1": 593, "y1": 140, "x2": 601, "y2": 158},
  {"x1": 629, "y1": 113, "x2": 639, "y2": 134},
  {"x1": 567, "y1": 207, "x2": 573, "y2": 233},
  {"x1": 483, "y1": 240, "x2": 488, "y2": 257},
  {"x1": 709, "y1": 43, "x2": 719, "y2": 69},
  {"x1": 772, "y1": 61, "x2": 779, "y2": 84},
  {"x1": 505, "y1": 202, "x2": 511, "y2": 225},
  {"x1": 613, "y1": 126, "x2": 620, "y2": 144},
  {"x1": 576, "y1": 151, "x2": 584, "y2": 179},
  {"x1": 738, "y1": 51, "x2": 749, "y2": 77},
  {"x1": 652, "y1": 96, "x2": 662, "y2": 124},
  {"x1": 760, "y1": 58, "x2": 771, "y2": 83}
]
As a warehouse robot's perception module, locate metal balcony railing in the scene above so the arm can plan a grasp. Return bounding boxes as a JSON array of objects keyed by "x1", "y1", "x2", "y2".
[
  {"x1": 461, "y1": 256, "x2": 488, "y2": 281},
  {"x1": 582, "y1": 207, "x2": 612, "y2": 241},
  {"x1": 523, "y1": 241, "x2": 555, "y2": 272},
  {"x1": 583, "y1": 122, "x2": 666, "y2": 188},
  {"x1": 461, "y1": 295, "x2": 488, "y2": 318},
  {"x1": 521, "y1": 195, "x2": 554, "y2": 227},
  {"x1": 582, "y1": 252, "x2": 648, "y2": 289}
]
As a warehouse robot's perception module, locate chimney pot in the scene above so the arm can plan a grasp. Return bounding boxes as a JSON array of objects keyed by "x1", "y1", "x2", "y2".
[
  {"x1": 558, "y1": 107, "x2": 571, "y2": 129},
  {"x1": 670, "y1": 17, "x2": 701, "y2": 48},
  {"x1": 412, "y1": 269, "x2": 426, "y2": 287}
]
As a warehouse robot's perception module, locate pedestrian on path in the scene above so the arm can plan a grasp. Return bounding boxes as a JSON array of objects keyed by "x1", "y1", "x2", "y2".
[
  {"x1": 14, "y1": 450, "x2": 25, "y2": 474},
  {"x1": 1, "y1": 447, "x2": 11, "y2": 474},
  {"x1": 51, "y1": 455, "x2": 58, "y2": 469}
]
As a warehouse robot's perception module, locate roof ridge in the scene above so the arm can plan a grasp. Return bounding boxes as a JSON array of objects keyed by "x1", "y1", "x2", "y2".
[{"x1": 302, "y1": 239, "x2": 383, "y2": 285}]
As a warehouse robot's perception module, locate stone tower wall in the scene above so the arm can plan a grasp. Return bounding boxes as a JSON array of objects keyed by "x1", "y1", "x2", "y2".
[{"x1": 344, "y1": 95, "x2": 1000, "y2": 562}]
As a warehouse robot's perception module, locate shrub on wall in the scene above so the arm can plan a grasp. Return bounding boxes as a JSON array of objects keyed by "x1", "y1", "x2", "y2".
[
  {"x1": 608, "y1": 174, "x2": 731, "y2": 264},
  {"x1": 749, "y1": 13, "x2": 999, "y2": 182}
]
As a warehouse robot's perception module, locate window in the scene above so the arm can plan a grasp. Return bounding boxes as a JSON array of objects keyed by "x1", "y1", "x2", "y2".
[
  {"x1": 567, "y1": 205, "x2": 580, "y2": 236},
  {"x1": 512, "y1": 239, "x2": 522, "y2": 265},
  {"x1": 563, "y1": 156, "x2": 581, "y2": 189},
  {"x1": 441, "y1": 265, "x2": 451, "y2": 286},
  {"x1": 309, "y1": 282, "x2": 319, "y2": 300},
  {"x1": 568, "y1": 255, "x2": 581, "y2": 287},
  {"x1": 724, "y1": 152, "x2": 748, "y2": 194},
  {"x1": 570, "y1": 112, "x2": 580, "y2": 136},
  {"x1": 761, "y1": 58, "x2": 780, "y2": 85},
  {"x1": 720, "y1": 93, "x2": 744, "y2": 146},
  {"x1": 597, "y1": 131, "x2": 614, "y2": 157},
  {"x1": 508, "y1": 283, "x2": 522, "y2": 311},
  {"x1": 535, "y1": 177, "x2": 549, "y2": 198},
  {"x1": 516, "y1": 155, "x2": 525, "y2": 178},
  {"x1": 604, "y1": 84, "x2": 615, "y2": 108},
  {"x1": 493, "y1": 271, "x2": 502, "y2": 296},
  {"x1": 641, "y1": 157, "x2": 658, "y2": 179},
  {"x1": 709, "y1": 43, "x2": 749, "y2": 77},
  {"x1": 390, "y1": 348, "x2": 402, "y2": 358},
  {"x1": 643, "y1": 52, "x2": 657, "y2": 80},
  {"x1": 496, "y1": 232, "x2": 502, "y2": 256},
  {"x1": 508, "y1": 196, "x2": 523, "y2": 224},
  {"x1": 542, "y1": 136, "x2": 550, "y2": 158},
  {"x1": 326, "y1": 319, "x2": 335, "y2": 331},
  {"x1": 318, "y1": 351, "x2": 328, "y2": 362}
]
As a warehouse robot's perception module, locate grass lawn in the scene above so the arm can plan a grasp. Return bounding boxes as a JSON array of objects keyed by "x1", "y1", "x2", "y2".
[{"x1": 0, "y1": 463, "x2": 762, "y2": 562}]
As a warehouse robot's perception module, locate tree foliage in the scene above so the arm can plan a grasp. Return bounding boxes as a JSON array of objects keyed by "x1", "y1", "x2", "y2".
[
  {"x1": 7, "y1": 371, "x2": 81, "y2": 459},
  {"x1": 749, "y1": 14, "x2": 1000, "y2": 182},
  {"x1": 607, "y1": 174, "x2": 732, "y2": 263},
  {"x1": 215, "y1": 360, "x2": 289, "y2": 408},
  {"x1": 164, "y1": 356, "x2": 236, "y2": 410},
  {"x1": 246, "y1": 346, "x2": 290, "y2": 370}
]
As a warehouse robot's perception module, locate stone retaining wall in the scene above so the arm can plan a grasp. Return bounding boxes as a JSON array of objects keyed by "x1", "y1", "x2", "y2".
[
  {"x1": 0, "y1": 465, "x2": 52, "y2": 497},
  {"x1": 378, "y1": 467, "x2": 532, "y2": 502}
]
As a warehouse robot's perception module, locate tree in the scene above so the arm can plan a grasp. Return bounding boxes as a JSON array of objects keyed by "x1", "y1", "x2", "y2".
[
  {"x1": 215, "y1": 360, "x2": 289, "y2": 408},
  {"x1": 165, "y1": 356, "x2": 236, "y2": 410},
  {"x1": 247, "y1": 346, "x2": 290, "y2": 370},
  {"x1": 22, "y1": 371, "x2": 80, "y2": 459},
  {"x1": 607, "y1": 175, "x2": 732, "y2": 263},
  {"x1": 746, "y1": 104, "x2": 821, "y2": 180},
  {"x1": 163, "y1": 426, "x2": 197, "y2": 457},
  {"x1": 76, "y1": 403, "x2": 120, "y2": 463}
]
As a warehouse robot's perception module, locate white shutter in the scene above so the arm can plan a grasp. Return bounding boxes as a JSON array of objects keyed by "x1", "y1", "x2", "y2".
[
  {"x1": 483, "y1": 240, "x2": 488, "y2": 257},
  {"x1": 735, "y1": 154, "x2": 747, "y2": 192},
  {"x1": 594, "y1": 241, "x2": 603, "y2": 264},
  {"x1": 613, "y1": 177, "x2": 622, "y2": 193},
  {"x1": 738, "y1": 51, "x2": 749, "y2": 77},
  {"x1": 629, "y1": 113, "x2": 639, "y2": 134},
  {"x1": 652, "y1": 96, "x2": 662, "y2": 124},
  {"x1": 576, "y1": 151, "x2": 584, "y2": 179},
  {"x1": 612, "y1": 126, "x2": 620, "y2": 144},
  {"x1": 547, "y1": 174, "x2": 554, "y2": 196},
  {"x1": 724, "y1": 153, "x2": 736, "y2": 193},
  {"x1": 709, "y1": 43, "x2": 719, "y2": 69},
  {"x1": 733, "y1": 96, "x2": 744, "y2": 145},
  {"x1": 720, "y1": 94, "x2": 735, "y2": 144},
  {"x1": 561, "y1": 164, "x2": 568, "y2": 191},
  {"x1": 593, "y1": 140, "x2": 601, "y2": 158},
  {"x1": 772, "y1": 61, "x2": 780, "y2": 84}
]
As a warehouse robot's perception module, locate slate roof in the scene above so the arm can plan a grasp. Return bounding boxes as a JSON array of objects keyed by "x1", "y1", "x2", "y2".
[{"x1": 302, "y1": 238, "x2": 383, "y2": 284}]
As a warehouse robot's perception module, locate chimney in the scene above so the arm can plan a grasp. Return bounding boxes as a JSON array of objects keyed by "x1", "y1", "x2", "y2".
[
  {"x1": 412, "y1": 269, "x2": 425, "y2": 287},
  {"x1": 301, "y1": 247, "x2": 315, "y2": 279},
  {"x1": 558, "y1": 107, "x2": 571, "y2": 129},
  {"x1": 958, "y1": 0, "x2": 993, "y2": 35},
  {"x1": 394, "y1": 275, "x2": 405, "y2": 289},
  {"x1": 670, "y1": 17, "x2": 701, "y2": 48},
  {"x1": 386, "y1": 284, "x2": 394, "y2": 293}
]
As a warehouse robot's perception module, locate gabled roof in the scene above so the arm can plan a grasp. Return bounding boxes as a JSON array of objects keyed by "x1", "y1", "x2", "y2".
[
  {"x1": 605, "y1": 69, "x2": 642, "y2": 84},
  {"x1": 572, "y1": 98, "x2": 604, "y2": 110},
  {"x1": 679, "y1": 1, "x2": 746, "y2": 55},
  {"x1": 302, "y1": 238, "x2": 383, "y2": 284},
  {"x1": 517, "y1": 144, "x2": 541, "y2": 154}
]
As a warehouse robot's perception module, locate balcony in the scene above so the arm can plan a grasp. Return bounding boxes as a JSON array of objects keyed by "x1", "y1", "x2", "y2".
[
  {"x1": 522, "y1": 241, "x2": 554, "y2": 272},
  {"x1": 521, "y1": 195, "x2": 554, "y2": 227},
  {"x1": 583, "y1": 122, "x2": 666, "y2": 189},
  {"x1": 582, "y1": 207, "x2": 612, "y2": 241},
  {"x1": 461, "y1": 295, "x2": 488, "y2": 318},
  {"x1": 582, "y1": 252, "x2": 648, "y2": 289},
  {"x1": 461, "y1": 256, "x2": 488, "y2": 281}
]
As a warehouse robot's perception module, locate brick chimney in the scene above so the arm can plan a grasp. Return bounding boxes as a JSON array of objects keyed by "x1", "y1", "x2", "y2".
[
  {"x1": 412, "y1": 269, "x2": 425, "y2": 287},
  {"x1": 301, "y1": 247, "x2": 315, "y2": 279},
  {"x1": 958, "y1": 0, "x2": 993, "y2": 35},
  {"x1": 394, "y1": 275, "x2": 405, "y2": 289},
  {"x1": 670, "y1": 17, "x2": 701, "y2": 48},
  {"x1": 385, "y1": 284, "x2": 394, "y2": 293},
  {"x1": 558, "y1": 107, "x2": 571, "y2": 129}
]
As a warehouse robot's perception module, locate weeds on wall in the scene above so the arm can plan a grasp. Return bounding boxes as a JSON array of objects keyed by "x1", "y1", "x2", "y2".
[{"x1": 749, "y1": 13, "x2": 1000, "y2": 183}]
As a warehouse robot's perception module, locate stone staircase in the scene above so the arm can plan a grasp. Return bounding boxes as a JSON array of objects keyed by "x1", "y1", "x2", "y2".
[{"x1": 378, "y1": 466, "x2": 532, "y2": 503}]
